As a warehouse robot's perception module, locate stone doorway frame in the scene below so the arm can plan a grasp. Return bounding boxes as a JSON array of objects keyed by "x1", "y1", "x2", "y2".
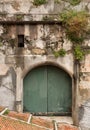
[{"x1": 16, "y1": 58, "x2": 79, "y2": 126}]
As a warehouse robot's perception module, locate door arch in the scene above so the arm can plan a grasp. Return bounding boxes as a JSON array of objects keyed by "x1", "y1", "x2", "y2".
[{"x1": 23, "y1": 65, "x2": 72, "y2": 115}]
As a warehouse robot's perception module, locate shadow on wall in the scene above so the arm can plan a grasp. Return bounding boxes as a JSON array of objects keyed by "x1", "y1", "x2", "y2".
[
  {"x1": 0, "y1": 67, "x2": 16, "y2": 110},
  {"x1": 79, "y1": 99, "x2": 90, "y2": 130}
]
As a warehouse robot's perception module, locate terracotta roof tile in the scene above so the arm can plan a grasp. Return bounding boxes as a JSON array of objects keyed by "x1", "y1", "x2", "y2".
[
  {"x1": 0, "y1": 106, "x2": 79, "y2": 130},
  {"x1": 0, "y1": 106, "x2": 5, "y2": 113},
  {"x1": 31, "y1": 116, "x2": 54, "y2": 129},
  {"x1": 7, "y1": 111, "x2": 30, "y2": 122},
  {"x1": 0, "y1": 116, "x2": 48, "y2": 130},
  {"x1": 58, "y1": 123, "x2": 78, "y2": 130}
]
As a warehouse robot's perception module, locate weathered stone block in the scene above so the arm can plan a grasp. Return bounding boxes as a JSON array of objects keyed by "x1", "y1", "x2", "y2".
[
  {"x1": 0, "y1": 87, "x2": 15, "y2": 110},
  {"x1": 30, "y1": 25, "x2": 38, "y2": 40},
  {"x1": 79, "y1": 99, "x2": 90, "y2": 130},
  {"x1": 0, "y1": 64, "x2": 9, "y2": 75},
  {"x1": 0, "y1": 26, "x2": 4, "y2": 35},
  {"x1": 80, "y1": 55, "x2": 90, "y2": 72},
  {"x1": 5, "y1": 56, "x2": 24, "y2": 65},
  {"x1": 32, "y1": 48, "x2": 46, "y2": 55}
]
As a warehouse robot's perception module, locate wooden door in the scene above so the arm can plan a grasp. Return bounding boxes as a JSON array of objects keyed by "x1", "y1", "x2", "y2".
[
  {"x1": 23, "y1": 66, "x2": 47, "y2": 113},
  {"x1": 23, "y1": 65, "x2": 72, "y2": 115},
  {"x1": 47, "y1": 66, "x2": 72, "y2": 115}
]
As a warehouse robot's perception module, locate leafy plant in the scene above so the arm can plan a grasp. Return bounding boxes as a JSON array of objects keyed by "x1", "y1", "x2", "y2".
[
  {"x1": 60, "y1": 10, "x2": 88, "y2": 44},
  {"x1": 9, "y1": 38, "x2": 16, "y2": 48},
  {"x1": 16, "y1": 14, "x2": 24, "y2": 21},
  {"x1": 54, "y1": 48, "x2": 66, "y2": 57},
  {"x1": 54, "y1": 0, "x2": 61, "y2": 3},
  {"x1": 0, "y1": 42, "x2": 2, "y2": 47},
  {"x1": 33, "y1": 0, "x2": 47, "y2": 6},
  {"x1": 4, "y1": 109, "x2": 10, "y2": 115},
  {"x1": 68, "y1": 0, "x2": 81, "y2": 5},
  {"x1": 74, "y1": 45, "x2": 84, "y2": 60},
  {"x1": 59, "y1": 10, "x2": 89, "y2": 61},
  {"x1": 53, "y1": 51, "x2": 60, "y2": 57}
]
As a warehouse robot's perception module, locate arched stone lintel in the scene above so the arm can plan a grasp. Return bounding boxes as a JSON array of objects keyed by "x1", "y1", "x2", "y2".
[{"x1": 22, "y1": 60, "x2": 74, "y2": 79}]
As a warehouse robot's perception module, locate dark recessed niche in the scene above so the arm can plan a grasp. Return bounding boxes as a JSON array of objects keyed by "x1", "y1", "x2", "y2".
[{"x1": 18, "y1": 35, "x2": 24, "y2": 47}]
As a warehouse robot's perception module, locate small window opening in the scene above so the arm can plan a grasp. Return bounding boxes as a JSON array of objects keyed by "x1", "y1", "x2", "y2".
[{"x1": 18, "y1": 35, "x2": 24, "y2": 47}]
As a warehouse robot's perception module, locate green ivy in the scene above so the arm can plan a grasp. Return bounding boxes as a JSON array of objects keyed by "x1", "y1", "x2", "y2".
[
  {"x1": 60, "y1": 10, "x2": 88, "y2": 44},
  {"x1": 66, "y1": 31, "x2": 85, "y2": 43},
  {"x1": 3, "y1": 109, "x2": 10, "y2": 115},
  {"x1": 33, "y1": 0, "x2": 47, "y2": 6},
  {"x1": 0, "y1": 42, "x2": 2, "y2": 47},
  {"x1": 59, "y1": 10, "x2": 89, "y2": 61},
  {"x1": 16, "y1": 14, "x2": 24, "y2": 21},
  {"x1": 54, "y1": 0, "x2": 61, "y2": 3},
  {"x1": 68, "y1": 0, "x2": 81, "y2": 5},
  {"x1": 74, "y1": 45, "x2": 84, "y2": 60},
  {"x1": 53, "y1": 48, "x2": 66, "y2": 57}
]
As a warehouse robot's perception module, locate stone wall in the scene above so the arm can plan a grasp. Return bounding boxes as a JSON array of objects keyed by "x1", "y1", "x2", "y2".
[{"x1": 0, "y1": 0, "x2": 90, "y2": 129}]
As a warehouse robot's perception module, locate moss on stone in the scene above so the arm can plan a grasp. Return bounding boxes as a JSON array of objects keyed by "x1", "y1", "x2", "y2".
[{"x1": 33, "y1": 0, "x2": 47, "y2": 6}]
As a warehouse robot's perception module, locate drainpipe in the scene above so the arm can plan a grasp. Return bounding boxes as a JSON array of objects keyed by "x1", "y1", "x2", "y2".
[{"x1": 73, "y1": 59, "x2": 79, "y2": 126}]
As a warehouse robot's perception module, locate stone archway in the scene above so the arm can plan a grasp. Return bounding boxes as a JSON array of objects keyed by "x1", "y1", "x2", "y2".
[
  {"x1": 15, "y1": 57, "x2": 78, "y2": 125},
  {"x1": 23, "y1": 65, "x2": 72, "y2": 116}
]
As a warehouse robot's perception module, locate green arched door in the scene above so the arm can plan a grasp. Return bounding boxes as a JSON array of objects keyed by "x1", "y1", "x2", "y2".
[{"x1": 23, "y1": 65, "x2": 72, "y2": 115}]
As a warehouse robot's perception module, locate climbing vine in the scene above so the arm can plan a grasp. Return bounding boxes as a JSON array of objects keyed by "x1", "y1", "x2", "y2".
[
  {"x1": 16, "y1": 14, "x2": 24, "y2": 21},
  {"x1": 59, "y1": 10, "x2": 89, "y2": 60},
  {"x1": 74, "y1": 45, "x2": 85, "y2": 60},
  {"x1": 53, "y1": 48, "x2": 66, "y2": 57},
  {"x1": 3, "y1": 109, "x2": 10, "y2": 115},
  {"x1": 60, "y1": 10, "x2": 88, "y2": 43},
  {"x1": 69, "y1": 0, "x2": 81, "y2": 5}
]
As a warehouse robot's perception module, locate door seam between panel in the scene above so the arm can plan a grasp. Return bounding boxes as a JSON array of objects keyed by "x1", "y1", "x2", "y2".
[{"x1": 47, "y1": 66, "x2": 48, "y2": 114}]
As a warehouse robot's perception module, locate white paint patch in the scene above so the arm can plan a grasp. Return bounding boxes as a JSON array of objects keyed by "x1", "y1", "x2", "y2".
[
  {"x1": 25, "y1": 25, "x2": 30, "y2": 36},
  {"x1": 4, "y1": 3, "x2": 17, "y2": 13},
  {"x1": 37, "y1": 25, "x2": 44, "y2": 39},
  {"x1": 80, "y1": 102, "x2": 90, "y2": 129},
  {"x1": 1, "y1": 72, "x2": 13, "y2": 90},
  {"x1": 35, "y1": 39, "x2": 45, "y2": 49},
  {"x1": 0, "y1": 64, "x2": 9, "y2": 75},
  {"x1": 19, "y1": 1, "x2": 31, "y2": 13},
  {"x1": 0, "y1": 26, "x2": 3, "y2": 35},
  {"x1": 79, "y1": 81, "x2": 90, "y2": 89},
  {"x1": 0, "y1": 87, "x2": 15, "y2": 110}
]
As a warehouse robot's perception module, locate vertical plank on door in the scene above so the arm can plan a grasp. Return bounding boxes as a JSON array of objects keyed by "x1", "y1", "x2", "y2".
[
  {"x1": 23, "y1": 66, "x2": 47, "y2": 113},
  {"x1": 47, "y1": 66, "x2": 72, "y2": 114}
]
